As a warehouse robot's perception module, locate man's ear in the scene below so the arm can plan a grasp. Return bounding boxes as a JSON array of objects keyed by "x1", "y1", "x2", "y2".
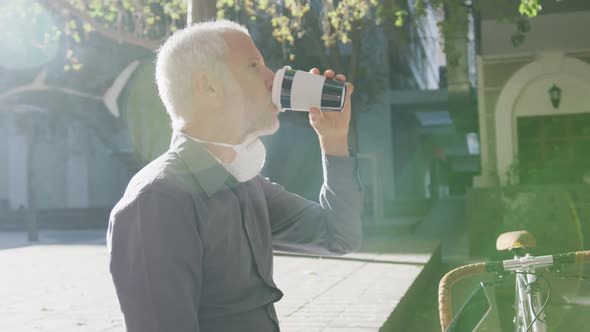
[{"x1": 192, "y1": 71, "x2": 222, "y2": 96}]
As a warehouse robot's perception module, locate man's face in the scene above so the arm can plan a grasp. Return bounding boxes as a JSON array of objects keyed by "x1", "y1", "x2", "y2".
[{"x1": 221, "y1": 32, "x2": 279, "y2": 143}]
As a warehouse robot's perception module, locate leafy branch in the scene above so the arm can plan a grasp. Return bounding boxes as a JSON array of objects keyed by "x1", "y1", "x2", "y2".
[
  {"x1": 3, "y1": 0, "x2": 552, "y2": 72},
  {"x1": 42, "y1": 0, "x2": 163, "y2": 50},
  {"x1": 218, "y1": 0, "x2": 547, "y2": 60}
]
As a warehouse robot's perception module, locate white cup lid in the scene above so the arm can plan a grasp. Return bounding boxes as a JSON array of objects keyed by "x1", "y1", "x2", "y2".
[{"x1": 272, "y1": 66, "x2": 291, "y2": 112}]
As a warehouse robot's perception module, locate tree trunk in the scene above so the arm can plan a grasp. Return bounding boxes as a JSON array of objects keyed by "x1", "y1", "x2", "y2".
[
  {"x1": 328, "y1": 45, "x2": 345, "y2": 74},
  {"x1": 347, "y1": 28, "x2": 362, "y2": 84},
  {"x1": 187, "y1": 0, "x2": 218, "y2": 25},
  {"x1": 346, "y1": 28, "x2": 363, "y2": 153}
]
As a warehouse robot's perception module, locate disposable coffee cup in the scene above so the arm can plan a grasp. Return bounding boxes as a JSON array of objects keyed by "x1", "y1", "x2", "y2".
[{"x1": 272, "y1": 66, "x2": 347, "y2": 112}]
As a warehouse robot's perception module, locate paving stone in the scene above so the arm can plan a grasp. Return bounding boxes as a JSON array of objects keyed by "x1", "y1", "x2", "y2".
[{"x1": 0, "y1": 230, "x2": 438, "y2": 331}]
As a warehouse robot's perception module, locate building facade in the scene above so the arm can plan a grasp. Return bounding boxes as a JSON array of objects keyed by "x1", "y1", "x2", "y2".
[
  {"x1": 467, "y1": 0, "x2": 590, "y2": 257},
  {"x1": 474, "y1": 0, "x2": 590, "y2": 187}
]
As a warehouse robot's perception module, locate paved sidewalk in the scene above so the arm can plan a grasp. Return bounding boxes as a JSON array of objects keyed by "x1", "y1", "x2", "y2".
[{"x1": 0, "y1": 230, "x2": 439, "y2": 332}]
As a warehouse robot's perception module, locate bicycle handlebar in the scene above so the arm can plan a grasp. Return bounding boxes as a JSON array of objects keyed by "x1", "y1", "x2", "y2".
[
  {"x1": 553, "y1": 250, "x2": 590, "y2": 265},
  {"x1": 438, "y1": 262, "x2": 487, "y2": 331},
  {"x1": 439, "y1": 250, "x2": 590, "y2": 331}
]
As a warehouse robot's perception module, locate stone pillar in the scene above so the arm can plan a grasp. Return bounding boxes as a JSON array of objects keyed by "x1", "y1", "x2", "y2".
[
  {"x1": 0, "y1": 113, "x2": 9, "y2": 206},
  {"x1": 66, "y1": 124, "x2": 89, "y2": 208},
  {"x1": 444, "y1": 1, "x2": 478, "y2": 133},
  {"x1": 8, "y1": 114, "x2": 28, "y2": 210}
]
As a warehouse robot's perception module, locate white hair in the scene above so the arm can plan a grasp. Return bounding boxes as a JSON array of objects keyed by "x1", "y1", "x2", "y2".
[{"x1": 155, "y1": 20, "x2": 250, "y2": 131}]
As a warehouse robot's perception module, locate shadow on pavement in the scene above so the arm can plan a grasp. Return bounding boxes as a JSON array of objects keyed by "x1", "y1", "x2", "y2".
[{"x1": 0, "y1": 229, "x2": 107, "y2": 250}]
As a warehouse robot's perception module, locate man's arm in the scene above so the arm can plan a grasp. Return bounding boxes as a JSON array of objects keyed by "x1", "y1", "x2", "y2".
[
  {"x1": 108, "y1": 186, "x2": 202, "y2": 332},
  {"x1": 262, "y1": 68, "x2": 362, "y2": 255},
  {"x1": 261, "y1": 152, "x2": 363, "y2": 255}
]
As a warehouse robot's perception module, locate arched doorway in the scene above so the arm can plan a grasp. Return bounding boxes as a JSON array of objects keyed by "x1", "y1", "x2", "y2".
[{"x1": 495, "y1": 52, "x2": 590, "y2": 184}]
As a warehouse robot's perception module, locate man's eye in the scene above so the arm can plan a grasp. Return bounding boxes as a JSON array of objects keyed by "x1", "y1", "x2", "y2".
[{"x1": 250, "y1": 63, "x2": 259, "y2": 69}]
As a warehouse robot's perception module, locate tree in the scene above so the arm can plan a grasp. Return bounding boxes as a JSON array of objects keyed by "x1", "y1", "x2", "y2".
[{"x1": 1, "y1": 0, "x2": 548, "y2": 71}]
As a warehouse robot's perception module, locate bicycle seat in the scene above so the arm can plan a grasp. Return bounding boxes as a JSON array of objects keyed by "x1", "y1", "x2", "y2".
[{"x1": 496, "y1": 230, "x2": 536, "y2": 251}]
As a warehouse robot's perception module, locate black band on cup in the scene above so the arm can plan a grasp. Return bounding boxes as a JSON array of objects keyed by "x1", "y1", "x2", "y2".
[
  {"x1": 280, "y1": 69, "x2": 296, "y2": 109},
  {"x1": 320, "y1": 79, "x2": 346, "y2": 111}
]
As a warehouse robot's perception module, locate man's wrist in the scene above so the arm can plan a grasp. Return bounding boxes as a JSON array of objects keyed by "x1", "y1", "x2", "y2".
[{"x1": 319, "y1": 135, "x2": 349, "y2": 157}]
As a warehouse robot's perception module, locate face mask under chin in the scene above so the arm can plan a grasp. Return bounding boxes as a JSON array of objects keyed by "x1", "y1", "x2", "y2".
[{"x1": 185, "y1": 132, "x2": 267, "y2": 183}]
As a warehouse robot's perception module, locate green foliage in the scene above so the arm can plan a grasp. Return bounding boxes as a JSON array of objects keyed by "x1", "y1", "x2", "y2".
[
  {"x1": 519, "y1": 0, "x2": 542, "y2": 17},
  {"x1": 218, "y1": 0, "x2": 549, "y2": 53},
  {"x1": 494, "y1": 157, "x2": 586, "y2": 255},
  {"x1": 218, "y1": 0, "x2": 377, "y2": 50},
  {"x1": 7, "y1": 0, "x2": 557, "y2": 72},
  {"x1": 65, "y1": 0, "x2": 187, "y2": 39},
  {"x1": 3, "y1": 0, "x2": 187, "y2": 69}
]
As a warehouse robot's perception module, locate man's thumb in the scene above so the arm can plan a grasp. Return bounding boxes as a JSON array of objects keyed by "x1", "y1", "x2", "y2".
[{"x1": 346, "y1": 82, "x2": 354, "y2": 96}]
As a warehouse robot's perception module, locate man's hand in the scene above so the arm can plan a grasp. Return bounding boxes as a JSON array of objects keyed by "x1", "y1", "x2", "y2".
[{"x1": 308, "y1": 68, "x2": 354, "y2": 157}]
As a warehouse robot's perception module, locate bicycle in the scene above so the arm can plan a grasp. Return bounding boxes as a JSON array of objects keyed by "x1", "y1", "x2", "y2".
[{"x1": 438, "y1": 230, "x2": 590, "y2": 332}]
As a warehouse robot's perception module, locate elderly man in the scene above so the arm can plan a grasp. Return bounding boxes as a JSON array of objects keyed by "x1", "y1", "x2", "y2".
[{"x1": 107, "y1": 20, "x2": 362, "y2": 332}]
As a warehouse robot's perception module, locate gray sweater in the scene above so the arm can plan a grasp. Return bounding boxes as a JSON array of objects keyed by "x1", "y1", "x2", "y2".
[{"x1": 107, "y1": 131, "x2": 363, "y2": 332}]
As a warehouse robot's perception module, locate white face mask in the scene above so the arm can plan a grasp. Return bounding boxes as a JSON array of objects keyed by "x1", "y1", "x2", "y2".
[{"x1": 187, "y1": 134, "x2": 266, "y2": 183}]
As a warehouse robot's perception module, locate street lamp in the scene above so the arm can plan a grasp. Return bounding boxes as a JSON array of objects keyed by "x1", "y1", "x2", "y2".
[{"x1": 548, "y1": 84, "x2": 561, "y2": 109}]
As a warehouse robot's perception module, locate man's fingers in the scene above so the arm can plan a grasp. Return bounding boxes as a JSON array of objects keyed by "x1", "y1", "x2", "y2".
[
  {"x1": 345, "y1": 82, "x2": 354, "y2": 96},
  {"x1": 323, "y1": 70, "x2": 335, "y2": 79},
  {"x1": 334, "y1": 74, "x2": 346, "y2": 82},
  {"x1": 342, "y1": 83, "x2": 354, "y2": 115},
  {"x1": 309, "y1": 107, "x2": 322, "y2": 126},
  {"x1": 310, "y1": 68, "x2": 346, "y2": 82}
]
